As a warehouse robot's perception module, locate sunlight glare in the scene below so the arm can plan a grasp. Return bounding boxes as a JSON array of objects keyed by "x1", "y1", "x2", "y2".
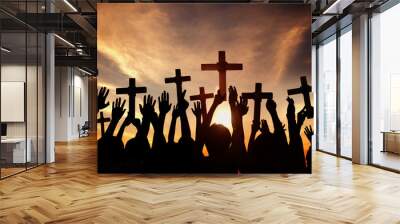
[{"x1": 212, "y1": 103, "x2": 232, "y2": 131}]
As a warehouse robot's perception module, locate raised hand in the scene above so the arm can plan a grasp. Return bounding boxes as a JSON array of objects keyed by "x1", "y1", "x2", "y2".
[
  {"x1": 106, "y1": 97, "x2": 126, "y2": 137},
  {"x1": 287, "y1": 97, "x2": 294, "y2": 105},
  {"x1": 286, "y1": 97, "x2": 295, "y2": 114},
  {"x1": 158, "y1": 91, "x2": 171, "y2": 115},
  {"x1": 238, "y1": 96, "x2": 249, "y2": 116},
  {"x1": 213, "y1": 89, "x2": 225, "y2": 106},
  {"x1": 177, "y1": 90, "x2": 189, "y2": 115},
  {"x1": 98, "y1": 87, "x2": 110, "y2": 111},
  {"x1": 266, "y1": 98, "x2": 277, "y2": 113},
  {"x1": 178, "y1": 90, "x2": 192, "y2": 139},
  {"x1": 139, "y1": 95, "x2": 156, "y2": 117},
  {"x1": 260, "y1": 119, "x2": 271, "y2": 135},
  {"x1": 304, "y1": 125, "x2": 313, "y2": 142},
  {"x1": 111, "y1": 97, "x2": 126, "y2": 122},
  {"x1": 297, "y1": 106, "x2": 307, "y2": 128},
  {"x1": 228, "y1": 86, "x2": 238, "y2": 105},
  {"x1": 191, "y1": 101, "x2": 202, "y2": 118}
]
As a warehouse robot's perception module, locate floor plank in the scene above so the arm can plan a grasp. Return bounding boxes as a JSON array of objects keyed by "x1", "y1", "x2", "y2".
[{"x1": 0, "y1": 136, "x2": 399, "y2": 223}]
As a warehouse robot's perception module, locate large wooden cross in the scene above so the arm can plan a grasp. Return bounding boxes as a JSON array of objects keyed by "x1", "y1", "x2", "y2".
[
  {"x1": 165, "y1": 69, "x2": 191, "y2": 103},
  {"x1": 242, "y1": 83, "x2": 273, "y2": 125},
  {"x1": 201, "y1": 51, "x2": 243, "y2": 100},
  {"x1": 116, "y1": 78, "x2": 147, "y2": 117},
  {"x1": 190, "y1": 87, "x2": 214, "y2": 120},
  {"x1": 287, "y1": 76, "x2": 313, "y2": 118},
  {"x1": 97, "y1": 112, "x2": 110, "y2": 137}
]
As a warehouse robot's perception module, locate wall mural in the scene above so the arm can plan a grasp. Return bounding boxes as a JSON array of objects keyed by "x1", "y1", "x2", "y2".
[{"x1": 97, "y1": 3, "x2": 313, "y2": 173}]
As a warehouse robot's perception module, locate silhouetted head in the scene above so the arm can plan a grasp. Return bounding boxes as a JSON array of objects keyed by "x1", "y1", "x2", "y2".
[{"x1": 205, "y1": 124, "x2": 232, "y2": 159}]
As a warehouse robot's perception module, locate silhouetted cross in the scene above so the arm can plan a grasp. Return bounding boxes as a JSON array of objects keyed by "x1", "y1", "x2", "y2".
[
  {"x1": 190, "y1": 87, "x2": 214, "y2": 120},
  {"x1": 287, "y1": 76, "x2": 313, "y2": 118},
  {"x1": 201, "y1": 51, "x2": 243, "y2": 100},
  {"x1": 165, "y1": 69, "x2": 191, "y2": 103},
  {"x1": 242, "y1": 83, "x2": 272, "y2": 125},
  {"x1": 97, "y1": 112, "x2": 110, "y2": 137},
  {"x1": 116, "y1": 78, "x2": 147, "y2": 117}
]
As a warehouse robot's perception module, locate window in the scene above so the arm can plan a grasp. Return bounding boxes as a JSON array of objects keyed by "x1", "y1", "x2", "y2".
[
  {"x1": 370, "y1": 3, "x2": 400, "y2": 171},
  {"x1": 317, "y1": 35, "x2": 337, "y2": 154},
  {"x1": 339, "y1": 27, "x2": 352, "y2": 158}
]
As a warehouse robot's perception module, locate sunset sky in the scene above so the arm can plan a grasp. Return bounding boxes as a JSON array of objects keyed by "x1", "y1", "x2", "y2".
[{"x1": 97, "y1": 3, "x2": 312, "y2": 149}]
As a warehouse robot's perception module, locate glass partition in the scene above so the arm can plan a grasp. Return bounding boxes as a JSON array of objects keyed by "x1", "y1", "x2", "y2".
[
  {"x1": 317, "y1": 35, "x2": 337, "y2": 154},
  {"x1": 1, "y1": 29, "x2": 28, "y2": 177},
  {"x1": 0, "y1": 3, "x2": 46, "y2": 179},
  {"x1": 27, "y1": 31, "x2": 38, "y2": 169},
  {"x1": 38, "y1": 32, "x2": 45, "y2": 165}
]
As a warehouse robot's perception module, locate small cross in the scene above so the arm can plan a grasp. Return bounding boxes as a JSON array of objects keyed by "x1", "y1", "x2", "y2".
[
  {"x1": 190, "y1": 87, "x2": 214, "y2": 120},
  {"x1": 116, "y1": 78, "x2": 147, "y2": 117},
  {"x1": 201, "y1": 51, "x2": 243, "y2": 100},
  {"x1": 287, "y1": 76, "x2": 313, "y2": 118},
  {"x1": 97, "y1": 111, "x2": 110, "y2": 137},
  {"x1": 242, "y1": 83, "x2": 272, "y2": 125},
  {"x1": 165, "y1": 69, "x2": 191, "y2": 103}
]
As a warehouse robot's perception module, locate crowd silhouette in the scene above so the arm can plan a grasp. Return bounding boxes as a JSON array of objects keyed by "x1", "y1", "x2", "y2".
[{"x1": 98, "y1": 51, "x2": 313, "y2": 173}]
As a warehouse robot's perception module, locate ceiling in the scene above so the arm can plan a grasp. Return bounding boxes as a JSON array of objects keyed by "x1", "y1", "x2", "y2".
[{"x1": 0, "y1": 0, "x2": 390, "y2": 74}]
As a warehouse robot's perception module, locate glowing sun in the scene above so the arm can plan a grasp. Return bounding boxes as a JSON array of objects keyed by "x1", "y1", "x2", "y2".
[{"x1": 211, "y1": 103, "x2": 232, "y2": 130}]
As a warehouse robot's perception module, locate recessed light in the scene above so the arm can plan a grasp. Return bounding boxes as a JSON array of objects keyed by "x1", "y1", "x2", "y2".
[
  {"x1": 54, "y1": 34, "x2": 75, "y2": 48},
  {"x1": 1, "y1": 47, "x2": 11, "y2": 53},
  {"x1": 63, "y1": 0, "x2": 78, "y2": 12}
]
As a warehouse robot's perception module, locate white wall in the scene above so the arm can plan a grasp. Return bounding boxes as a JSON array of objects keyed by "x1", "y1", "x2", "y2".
[
  {"x1": 1, "y1": 65, "x2": 38, "y2": 138},
  {"x1": 55, "y1": 67, "x2": 89, "y2": 141},
  {"x1": 1, "y1": 63, "x2": 46, "y2": 164}
]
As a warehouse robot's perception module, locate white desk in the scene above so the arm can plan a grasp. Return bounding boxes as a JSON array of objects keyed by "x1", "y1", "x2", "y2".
[{"x1": 1, "y1": 138, "x2": 32, "y2": 163}]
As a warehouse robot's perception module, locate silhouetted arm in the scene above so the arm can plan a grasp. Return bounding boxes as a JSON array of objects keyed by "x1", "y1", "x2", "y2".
[
  {"x1": 304, "y1": 125, "x2": 313, "y2": 172},
  {"x1": 205, "y1": 90, "x2": 224, "y2": 128},
  {"x1": 266, "y1": 99, "x2": 283, "y2": 135},
  {"x1": 287, "y1": 97, "x2": 306, "y2": 170},
  {"x1": 97, "y1": 87, "x2": 110, "y2": 113},
  {"x1": 296, "y1": 107, "x2": 307, "y2": 134},
  {"x1": 138, "y1": 95, "x2": 156, "y2": 138},
  {"x1": 248, "y1": 121, "x2": 258, "y2": 154},
  {"x1": 229, "y1": 86, "x2": 248, "y2": 160},
  {"x1": 191, "y1": 102, "x2": 202, "y2": 142},
  {"x1": 168, "y1": 106, "x2": 179, "y2": 144},
  {"x1": 286, "y1": 97, "x2": 297, "y2": 145},
  {"x1": 234, "y1": 96, "x2": 248, "y2": 149},
  {"x1": 153, "y1": 91, "x2": 171, "y2": 147},
  {"x1": 178, "y1": 90, "x2": 191, "y2": 139},
  {"x1": 117, "y1": 112, "x2": 134, "y2": 140},
  {"x1": 105, "y1": 98, "x2": 126, "y2": 137}
]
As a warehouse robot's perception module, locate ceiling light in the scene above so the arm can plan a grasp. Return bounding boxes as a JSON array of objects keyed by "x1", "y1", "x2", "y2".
[
  {"x1": 1, "y1": 47, "x2": 11, "y2": 53},
  {"x1": 63, "y1": 0, "x2": 78, "y2": 12},
  {"x1": 54, "y1": 34, "x2": 75, "y2": 48},
  {"x1": 323, "y1": 0, "x2": 355, "y2": 15},
  {"x1": 78, "y1": 67, "x2": 93, "y2": 76}
]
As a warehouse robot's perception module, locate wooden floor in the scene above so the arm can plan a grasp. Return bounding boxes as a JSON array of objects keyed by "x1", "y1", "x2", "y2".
[{"x1": 0, "y1": 136, "x2": 400, "y2": 223}]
